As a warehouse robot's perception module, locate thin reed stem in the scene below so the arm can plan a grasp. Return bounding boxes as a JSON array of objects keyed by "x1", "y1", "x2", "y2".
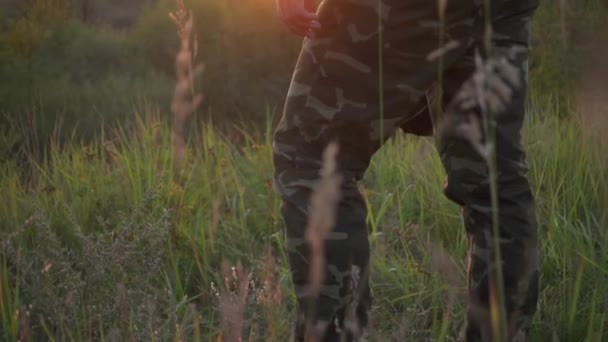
[
  {"x1": 378, "y1": 0, "x2": 384, "y2": 142},
  {"x1": 481, "y1": 0, "x2": 508, "y2": 340}
]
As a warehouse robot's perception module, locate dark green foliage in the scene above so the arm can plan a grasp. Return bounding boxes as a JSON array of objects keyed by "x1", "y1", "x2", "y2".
[
  {"x1": 1, "y1": 192, "x2": 175, "y2": 340},
  {"x1": 0, "y1": 0, "x2": 303, "y2": 160}
]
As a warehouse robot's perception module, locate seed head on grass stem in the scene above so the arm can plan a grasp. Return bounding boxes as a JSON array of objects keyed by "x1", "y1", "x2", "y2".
[
  {"x1": 305, "y1": 142, "x2": 341, "y2": 295},
  {"x1": 303, "y1": 142, "x2": 342, "y2": 341},
  {"x1": 437, "y1": 46, "x2": 525, "y2": 341},
  {"x1": 216, "y1": 261, "x2": 250, "y2": 342},
  {"x1": 438, "y1": 50, "x2": 522, "y2": 160},
  {"x1": 170, "y1": 0, "x2": 204, "y2": 169}
]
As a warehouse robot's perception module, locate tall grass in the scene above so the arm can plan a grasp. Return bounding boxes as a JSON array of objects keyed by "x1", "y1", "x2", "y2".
[{"x1": 0, "y1": 96, "x2": 606, "y2": 340}]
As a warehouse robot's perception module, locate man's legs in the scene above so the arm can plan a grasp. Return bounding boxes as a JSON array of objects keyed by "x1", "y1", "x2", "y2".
[
  {"x1": 438, "y1": 2, "x2": 540, "y2": 340},
  {"x1": 273, "y1": 0, "x2": 480, "y2": 340}
]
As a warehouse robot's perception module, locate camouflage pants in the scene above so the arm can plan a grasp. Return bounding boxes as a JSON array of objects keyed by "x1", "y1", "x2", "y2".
[{"x1": 272, "y1": 0, "x2": 540, "y2": 340}]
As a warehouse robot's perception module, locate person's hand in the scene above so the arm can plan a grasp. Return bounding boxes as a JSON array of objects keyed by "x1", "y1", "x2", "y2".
[{"x1": 276, "y1": 0, "x2": 321, "y2": 37}]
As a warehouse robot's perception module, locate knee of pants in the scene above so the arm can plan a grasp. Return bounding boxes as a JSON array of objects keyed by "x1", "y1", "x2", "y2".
[
  {"x1": 445, "y1": 160, "x2": 537, "y2": 243},
  {"x1": 445, "y1": 168, "x2": 534, "y2": 206},
  {"x1": 442, "y1": 140, "x2": 533, "y2": 206},
  {"x1": 275, "y1": 156, "x2": 369, "y2": 224}
]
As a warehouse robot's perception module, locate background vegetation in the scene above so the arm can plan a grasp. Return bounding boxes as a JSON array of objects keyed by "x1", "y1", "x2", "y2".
[{"x1": 0, "y1": 0, "x2": 606, "y2": 340}]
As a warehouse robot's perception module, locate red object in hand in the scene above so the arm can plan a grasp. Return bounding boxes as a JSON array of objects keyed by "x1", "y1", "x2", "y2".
[{"x1": 276, "y1": 0, "x2": 321, "y2": 37}]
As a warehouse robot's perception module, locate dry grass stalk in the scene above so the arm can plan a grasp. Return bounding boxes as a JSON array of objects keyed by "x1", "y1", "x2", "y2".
[
  {"x1": 303, "y1": 142, "x2": 342, "y2": 341},
  {"x1": 437, "y1": 51, "x2": 522, "y2": 162},
  {"x1": 305, "y1": 142, "x2": 341, "y2": 296},
  {"x1": 436, "y1": 46, "x2": 525, "y2": 341},
  {"x1": 170, "y1": 0, "x2": 204, "y2": 168},
  {"x1": 215, "y1": 261, "x2": 250, "y2": 342}
]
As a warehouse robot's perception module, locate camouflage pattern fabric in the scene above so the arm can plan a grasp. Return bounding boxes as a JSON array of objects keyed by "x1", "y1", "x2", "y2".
[{"x1": 272, "y1": 0, "x2": 540, "y2": 341}]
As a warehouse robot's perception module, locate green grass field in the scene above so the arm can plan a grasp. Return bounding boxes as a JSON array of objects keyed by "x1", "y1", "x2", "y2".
[
  {"x1": 1, "y1": 0, "x2": 607, "y2": 341},
  {"x1": 1, "y1": 101, "x2": 607, "y2": 340}
]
